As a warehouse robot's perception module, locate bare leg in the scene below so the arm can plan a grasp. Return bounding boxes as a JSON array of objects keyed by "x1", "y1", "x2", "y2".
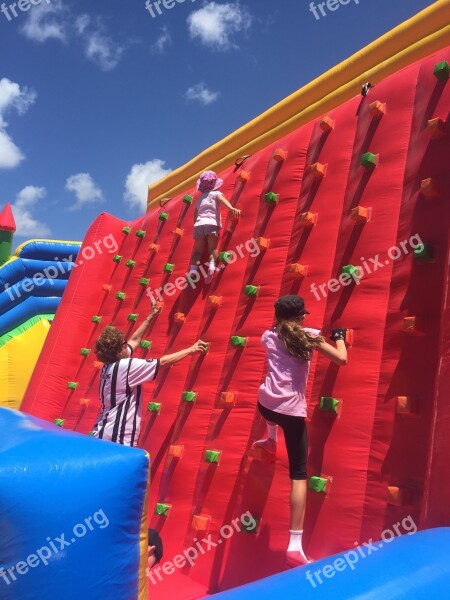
[
  {"x1": 206, "y1": 233, "x2": 219, "y2": 263},
  {"x1": 290, "y1": 479, "x2": 307, "y2": 530},
  {"x1": 190, "y1": 237, "x2": 206, "y2": 268}
]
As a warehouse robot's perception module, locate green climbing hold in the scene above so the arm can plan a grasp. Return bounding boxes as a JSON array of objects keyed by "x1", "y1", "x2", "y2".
[
  {"x1": 54, "y1": 418, "x2": 64, "y2": 427},
  {"x1": 182, "y1": 391, "x2": 197, "y2": 403},
  {"x1": 140, "y1": 340, "x2": 152, "y2": 350},
  {"x1": 136, "y1": 229, "x2": 146, "y2": 238},
  {"x1": 148, "y1": 402, "x2": 161, "y2": 414},
  {"x1": 360, "y1": 152, "x2": 377, "y2": 169},
  {"x1": 67, "y1": 382, "x2": 78, "y2": 390},
  {"x1": 218, "y1": 251, "x2": 231, "y2": 263},
  {"x1": 265, "y1": 192, "x2": 279, "y2": 205},
  {"x1": 116, "y1": 292, "x2": 126, "y2": 301},
  {"x1": 183, "y1": 194, "x2": 193, "y2": 205},
  {"x1": 433, "y1": 61, "x2": 450, "y2": 82},
  {"x1": 92, "y1": 315, "x2": 102, "y2": 323},
  {"x1": 342, "y1": 265, "x2": 360, "y2": 279},
  {"x1": 122, "y1": 226, "x2": 131, "y2": 234},
  {"x1": 244, "y1": 285, "x2": 259, "y2": 296},
  {"x1": 413, "y1": 244, "x2": 434, "y2": 262},
  {"x1": 309, "y1": 476, "x2": 328, "y2": 493},
  {"x1": 319, "y1": 397, "x2": 339, "y2": 413},
  {"x1": 80, "y1": 348, "x2": 90, "y2": 356},
  {"x1": 126, "y1": 260, "x2": 136, "y2": 268},
  {"x1": 154, "y1": 503, "x2": 170, "y2": 516},
  {"x1": 230, "y1": 336, "x2": 246, "y2": 347},
  {"x1": 205, "y1": 450, "x2": 220, "y2": 463},
  {"x1": 113, "y1": 255, "x2": 122, "y2": 263},
  {"x1": 163, "y1": 263, "x2": 174, "y2": 273},
  {"x1": 128, "y1": 313, "x2": 138, "y2": 322},
  {"x1": 159, "y1": 212, "x2": 169, "y2": 222},
  {"x1": 139, "y1": 277, "x2": 149, "y2": 286}
]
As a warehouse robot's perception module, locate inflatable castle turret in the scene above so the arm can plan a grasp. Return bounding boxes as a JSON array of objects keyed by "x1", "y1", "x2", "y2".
[{"x1": 0, "y1": 203, "x2": 16, "y2": 267}]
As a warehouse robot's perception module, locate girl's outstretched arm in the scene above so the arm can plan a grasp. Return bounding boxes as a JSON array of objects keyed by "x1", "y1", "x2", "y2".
[{"x1": 217, "y1": 193, "x2": 241, "y2": 219}]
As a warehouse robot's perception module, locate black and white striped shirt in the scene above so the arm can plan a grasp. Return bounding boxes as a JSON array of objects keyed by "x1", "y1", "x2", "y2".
[{"x1": 92, "y1": 346, "x2": 159, "y2": 447}]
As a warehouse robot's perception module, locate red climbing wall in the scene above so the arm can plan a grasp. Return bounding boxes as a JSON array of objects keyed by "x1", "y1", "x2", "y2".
[{"x1": 22, "y1": 48, "x2": 450, "y2": 599}]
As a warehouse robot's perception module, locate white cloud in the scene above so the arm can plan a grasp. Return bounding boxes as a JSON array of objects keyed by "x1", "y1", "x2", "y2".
[
  {"x1": 77, "y1": 15, "x2": 124, "y2": 71},
  {"x1": 20, "y1": 4, "x2": 123, "y2": 71},
  {"x1": 65, "y1": 173, "x2": 104, "y2": 211},
  {"x1": 20, "y1": 0, "x2": 67, "y2": 43},
  {"x1": 124, "y1": 160, "x2": 171, "y2": 212},
  {"x1": 0, "y1": 78, "x2": 36, "y2": 169},
  {"x1": 185, "y1": 82, "x2": 219, "y2": 106},
  {"x1": 187, "y1": 2, "x2": 252, "y2": 51},
  {"x1": 152, "y1": 27, "x2": 172, "y2": 54},
  {"x1": 12, "y1": 186, "x2": 51, "y2": 237}
]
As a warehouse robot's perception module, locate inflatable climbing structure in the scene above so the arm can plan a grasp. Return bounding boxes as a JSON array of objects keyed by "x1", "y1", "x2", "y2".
[{"x1": 18, "y1": 2, "x2": 450, "y2": 599}]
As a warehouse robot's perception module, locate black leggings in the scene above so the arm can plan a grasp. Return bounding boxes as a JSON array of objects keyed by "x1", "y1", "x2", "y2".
[{"x1": 257, "y1": 401, "x2": 308, "y2": 480}]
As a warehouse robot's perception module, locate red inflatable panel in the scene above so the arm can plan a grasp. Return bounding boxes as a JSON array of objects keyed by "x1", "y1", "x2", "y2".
[{"x1": 22, "y1": 48, "x2": 450, "y2": 598}]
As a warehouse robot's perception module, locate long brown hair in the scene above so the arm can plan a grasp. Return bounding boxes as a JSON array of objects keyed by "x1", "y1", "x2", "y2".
[{"x1": 277, "y1": 319, "x2": 324, "y2": 361}]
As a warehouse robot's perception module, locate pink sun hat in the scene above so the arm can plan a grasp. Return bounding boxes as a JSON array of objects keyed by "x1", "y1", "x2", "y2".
[{"x1": 196, "y1": 170, "x2": 224, "y2": 193}]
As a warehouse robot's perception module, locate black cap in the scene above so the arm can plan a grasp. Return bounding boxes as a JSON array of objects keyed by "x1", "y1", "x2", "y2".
[
  {"x1": 148, "y1": 529, "x2": 163, "y2": 564},
  {"x1": 274, "y1": 295, "x2": 310, "y2": 320}
]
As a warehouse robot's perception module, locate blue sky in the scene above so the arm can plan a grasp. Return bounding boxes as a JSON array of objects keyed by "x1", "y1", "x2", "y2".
[{"x1": 0, "y1": 0, "x2": 436, "y2": 243}]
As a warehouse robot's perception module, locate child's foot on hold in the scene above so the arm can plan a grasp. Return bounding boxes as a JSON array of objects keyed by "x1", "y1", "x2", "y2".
[
  {"x1": 252, "y1": 438, "x2": 277, "y2": 454},
  {"x1": 285, "y1": 550, "x2": 310, "y2": 568}
]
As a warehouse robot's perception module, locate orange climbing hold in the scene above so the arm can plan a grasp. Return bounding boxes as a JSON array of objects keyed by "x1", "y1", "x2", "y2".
[
  {"x1": 369, "y1": 100, "x2": 386, "y2": 118},
  {"x1": 273, "y1": 148, "x2": 287, "y2": 162},
  {"x1": 174, "y1": 312, "x2": 186, "y2": 324},
  {"x1": 208, "y1": 295, "x2": 222, "y2": 307},
  {"x1": 168, "y1": 445, "x2": 184, "y2": 458},
  {"x1": 220, "y1": 391, "x2": 237, "y2": 406},
  {"x1": 191, "y1": 515, "x2": 211, "y2": 532},
  {"x1": 310, "y1": 162, "x2": 327, "y2": 179},
  {"x1": 396, "y1": 396, "x2": 419, "y2": 414},
  {"x1": 238, "y1": 170, "x2": 250, "y2": 182},
  {"x1": 256, "y1": 237, "x2": 270, "y2": 249},
  {"x1": 149, "y1": 243, "x2": 160, "y2": 253},
  {"x1": 420, "y1": 178, "x2": 440, "y2": 198},
  {"x1": 173, "y1": 227, "x2": 184, "y2": 238},
  {"x1": 299, "y1": 211, "x2": 317, "y2": 226},
  {"x1": 350, "y1": 206, "x2": 371, "y2": 222},
  {"x1": 403, "y1": 316, "x2": 425, "y2": 335},
  {"x1": 319, "y1": 115, "x2": 335, "y2": 132},
  {"x1": 427, "y1": 117, "x2": 446, "y2": 138},
  {"x1": 289, "y1": 263, "x2": 308, "y2": 278},
  {"x1": 387, "y1": 486, "x2": 413, "y2": 507},
  {"x1": 93, "y1": 361, "x2": 103, "y2": 369},
  {"x1": 102, "y1": 284, "x2": 112, "y2": 292},
  {"x1": 80, "y1": 398, "x2": 90, "y2": 406}
]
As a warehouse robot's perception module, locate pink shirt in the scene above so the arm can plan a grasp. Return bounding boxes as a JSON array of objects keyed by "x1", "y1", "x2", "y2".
[
  {"x1": 259, "y1": 327, "x2": 321, "y2": 417},
  {"x1": 195, "y1": 190, "x2": 222, "y2": 227}
]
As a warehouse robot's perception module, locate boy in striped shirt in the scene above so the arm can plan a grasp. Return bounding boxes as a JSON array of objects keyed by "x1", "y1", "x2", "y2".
[{"x1": 93, "y1": 305, "x2": 208, "y2": 447}]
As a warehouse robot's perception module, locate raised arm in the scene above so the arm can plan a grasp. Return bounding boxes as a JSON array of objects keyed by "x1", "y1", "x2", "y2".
[
  {"x1": 217, "y1": 193, "x2": 241, "y2": 219},
  {"x1": 160, "y1": 339, "x2": 208, "y2": 367},
  {"x1": 128, "y1": 303, "x2": 162, "y2": 351}
]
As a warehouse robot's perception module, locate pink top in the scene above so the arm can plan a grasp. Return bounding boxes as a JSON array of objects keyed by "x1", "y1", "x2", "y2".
[
  {"x1": 195, "y1": 190, "x2": 222, "y2": 227},
  {"x1": 258, "y1": 327, "x2": 321, "y2": 417}
]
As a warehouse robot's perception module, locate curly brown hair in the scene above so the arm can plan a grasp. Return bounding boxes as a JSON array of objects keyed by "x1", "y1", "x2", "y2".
[
  {"x1": 94, "y1": 326, "x2": 126, "y2": 364},
  {"x1": 277, "y1": 319, "x2": 324, "y2": 362}
]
